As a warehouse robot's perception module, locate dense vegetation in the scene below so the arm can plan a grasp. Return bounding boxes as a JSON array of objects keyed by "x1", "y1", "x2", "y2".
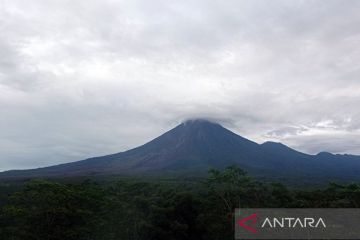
[{"x1": 0, "y1": 166, "x2": 359, "y2": 240}]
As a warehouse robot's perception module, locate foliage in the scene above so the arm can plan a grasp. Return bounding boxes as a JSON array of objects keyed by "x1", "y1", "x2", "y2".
[{"x1": 0, "y1": 167, "x2": 359, "y2": 240}]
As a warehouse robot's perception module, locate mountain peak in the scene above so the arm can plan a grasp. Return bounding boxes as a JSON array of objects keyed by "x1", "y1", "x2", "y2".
[
  {"x1": 182, "y1": 118, "x2": 220, "y2": 125},
  {"x1": 316, "y1": 152, "x2": 334, "y2": 157},
  {"x1": 180, "y1": 119, "x2": 225, "y2": 132},
  {"x1": 2, "y1": 119, "x2": 360, "y2": 183},
  {"x1": 262, "y1": 141, "x2": 285, "y2": 146}
]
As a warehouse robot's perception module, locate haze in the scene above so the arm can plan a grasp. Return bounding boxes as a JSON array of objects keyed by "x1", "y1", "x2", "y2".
[{"x1": 1, "y1": 0, "x2": 360, "y2": 171}]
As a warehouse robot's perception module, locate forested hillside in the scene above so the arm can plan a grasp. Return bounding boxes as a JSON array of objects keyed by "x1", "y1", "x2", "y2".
[{"x1": 1, "y1": 166, "x2": 359, "y2": 240}]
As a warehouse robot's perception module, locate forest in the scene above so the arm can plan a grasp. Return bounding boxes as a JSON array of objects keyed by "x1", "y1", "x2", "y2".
[{"x1": 0, "y1": 166, "x2": 359, "y2": 240}]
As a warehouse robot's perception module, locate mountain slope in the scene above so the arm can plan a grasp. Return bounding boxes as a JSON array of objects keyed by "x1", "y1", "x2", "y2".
[{"x1": 1, "y1": 119, "x2": 360, "y2": 181}]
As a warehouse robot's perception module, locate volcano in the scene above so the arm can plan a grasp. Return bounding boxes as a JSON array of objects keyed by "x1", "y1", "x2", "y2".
[{"x1": 1, "y1": 119, "x2": 360, "y2": 182}]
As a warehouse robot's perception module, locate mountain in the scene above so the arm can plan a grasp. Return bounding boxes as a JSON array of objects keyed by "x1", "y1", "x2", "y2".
[{"x1": 1, "y1": 119, "x2": 360, "y2": 182}]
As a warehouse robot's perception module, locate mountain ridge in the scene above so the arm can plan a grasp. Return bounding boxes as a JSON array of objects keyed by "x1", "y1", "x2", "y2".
[{"x1": 1, "y1": 119, "x2": 360, "y2": 182}]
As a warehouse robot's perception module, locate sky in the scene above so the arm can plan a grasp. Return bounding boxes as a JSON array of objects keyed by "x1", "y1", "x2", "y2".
[{"x1": 1, "y1": 0, "x2": 360, "y2": 171}]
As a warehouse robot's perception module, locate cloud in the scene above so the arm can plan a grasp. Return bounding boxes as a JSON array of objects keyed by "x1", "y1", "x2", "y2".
[{"x1": 1, "y1": 0, "x2": 360, "y2": 170}]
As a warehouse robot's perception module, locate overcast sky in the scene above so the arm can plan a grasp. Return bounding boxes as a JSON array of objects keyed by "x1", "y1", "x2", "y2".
[{"x1": 1, "y1": 0, "x2": 360, "y2": 171}]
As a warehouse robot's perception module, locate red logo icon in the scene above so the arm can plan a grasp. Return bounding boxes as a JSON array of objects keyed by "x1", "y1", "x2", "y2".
[{"x1": 237, "y1": 213, "x2": 258, "y2": 233}]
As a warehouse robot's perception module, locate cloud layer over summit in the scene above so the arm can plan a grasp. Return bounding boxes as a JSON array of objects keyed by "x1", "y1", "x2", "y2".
[{"x1": 1, "y1": 0, "x2": 360, "y2": 170}]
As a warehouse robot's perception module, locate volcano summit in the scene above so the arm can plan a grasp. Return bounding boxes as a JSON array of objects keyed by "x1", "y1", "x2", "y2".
[{"x1": 1, "y1": 119, "x2": 360, "y2": 182}]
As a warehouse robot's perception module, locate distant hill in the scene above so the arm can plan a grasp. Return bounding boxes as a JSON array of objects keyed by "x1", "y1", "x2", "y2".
[{"x1": 1, "y1": 119, "x2": 360, "y2": 182}]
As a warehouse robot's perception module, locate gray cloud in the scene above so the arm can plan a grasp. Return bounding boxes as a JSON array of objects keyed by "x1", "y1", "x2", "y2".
[{"x1": 1, "y1": 0, "x2": 360, "y2": 171}]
